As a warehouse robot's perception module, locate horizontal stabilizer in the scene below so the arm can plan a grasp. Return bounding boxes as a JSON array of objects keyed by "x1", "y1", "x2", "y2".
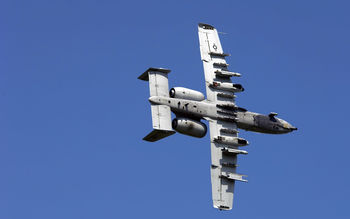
[
  {"x1": 143, "y1": 129, "x2": 176, "y2": 142},
  {"x1": 139, "y1": 67, "x2": 175, "y2": 142}
]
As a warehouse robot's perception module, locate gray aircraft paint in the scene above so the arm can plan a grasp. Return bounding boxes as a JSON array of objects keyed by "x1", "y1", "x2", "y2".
[
  {"x1": 149, "y1": 96, "x2": 296, "y2": 134},
  {"x1": 138, "y1": 23, "x2": 297, "y2": 211}
]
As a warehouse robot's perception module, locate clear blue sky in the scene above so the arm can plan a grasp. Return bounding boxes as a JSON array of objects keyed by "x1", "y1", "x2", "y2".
[{"x1": 1, "y1": 0, "x2": 350, "y2": 218}]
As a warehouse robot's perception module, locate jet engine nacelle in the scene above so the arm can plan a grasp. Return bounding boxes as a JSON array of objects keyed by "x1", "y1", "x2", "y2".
[
  {"x1": 172, "y1": 118, "x2": 207, "y2": 138},
  {"x1": 169, "y1": 87, "x2": 205, "y2": 101}
]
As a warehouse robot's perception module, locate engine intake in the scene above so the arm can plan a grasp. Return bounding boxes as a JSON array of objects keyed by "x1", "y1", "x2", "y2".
[
  {"x1": 169, "y1": 87, "x2": 205, "y2": 101},
  {"x1": 172, "y1": 118, "x2": 207, "y2": 138}
]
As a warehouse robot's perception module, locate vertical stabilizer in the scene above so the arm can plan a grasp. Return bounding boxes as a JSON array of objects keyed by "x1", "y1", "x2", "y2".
[{"x1": 138, "y1": 67, "x2": 171, "y2": 97}]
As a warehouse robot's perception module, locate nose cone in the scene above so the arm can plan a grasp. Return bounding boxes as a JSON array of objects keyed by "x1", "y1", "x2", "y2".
[
  {"x1": 284, "y1": 121, "x2": 297, "y2": 132},
  {"x1": 279, "y1": 119, "x2": 297, "y2": 132},
  {"x1": 290, "y1": 126, "x2": 298, "y2": 131}
]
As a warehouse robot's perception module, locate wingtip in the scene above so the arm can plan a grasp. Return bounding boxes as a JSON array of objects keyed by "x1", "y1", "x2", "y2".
[
  {"x1": 198, "y1": 23, "x2": 215, "y2": 30},
  {"x1": 214, "y1": 205, "x2": 232, "y2": 211}
]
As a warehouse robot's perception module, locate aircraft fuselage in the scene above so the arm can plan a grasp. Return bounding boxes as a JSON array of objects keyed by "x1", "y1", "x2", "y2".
[{"x1": 149, "y1": 96, "x2": 297, "y2": 135}]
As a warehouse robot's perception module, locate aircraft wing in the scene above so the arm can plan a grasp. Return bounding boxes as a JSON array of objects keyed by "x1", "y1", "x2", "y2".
[
  {"x1": 198, "y1": 23, "x2": 247, "y2": 210},
  {"x1": 208, "y1": 119, "x2": 247, "y2": 210},
  {"x1": 198, "y1": 23, "x2": 241, "y2": 102}
]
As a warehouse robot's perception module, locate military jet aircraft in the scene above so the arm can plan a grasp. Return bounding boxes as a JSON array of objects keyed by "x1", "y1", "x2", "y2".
[{"x1": 138, "y1": 23, "x2": 297, "y2": 210}]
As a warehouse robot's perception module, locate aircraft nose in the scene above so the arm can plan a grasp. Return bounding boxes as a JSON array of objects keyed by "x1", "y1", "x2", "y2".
[
  {"x1": 287, "y1": 122, "x2": 297, "y2": 131},
  {"x1": 290, "y1": 126, "x2": 297, "y2": 131},
  {"x1": 280, "y1": 119, "x2": 297, "y2": 132}
]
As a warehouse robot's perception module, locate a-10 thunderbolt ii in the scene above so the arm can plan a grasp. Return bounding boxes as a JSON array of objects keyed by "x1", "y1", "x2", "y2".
[{"x1": 138, "y1": 23, "x2": 297, "y2": 210}]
